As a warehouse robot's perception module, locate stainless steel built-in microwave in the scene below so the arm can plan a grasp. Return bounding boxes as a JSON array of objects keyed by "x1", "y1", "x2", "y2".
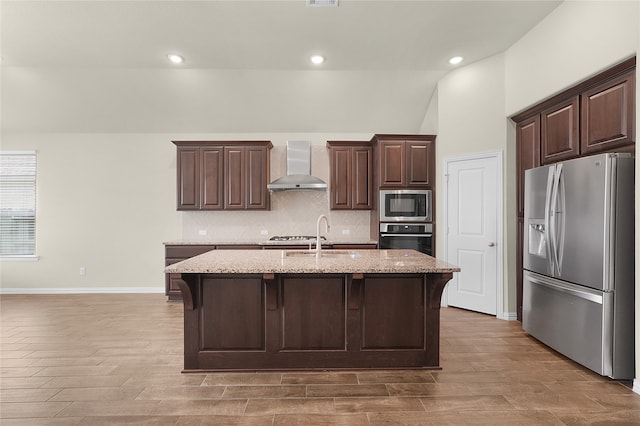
[{"x1": 379, "y1": 189, "x2": 432, "y2": 222}]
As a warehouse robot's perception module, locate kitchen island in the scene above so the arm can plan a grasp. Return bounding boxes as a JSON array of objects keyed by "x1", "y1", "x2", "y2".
[{"x1": 165, "y1": 249, "x2": 459, "y2": 372}]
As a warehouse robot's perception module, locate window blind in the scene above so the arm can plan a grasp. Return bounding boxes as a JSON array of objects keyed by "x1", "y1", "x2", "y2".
[{"x1": 0, "y1": 152, "x2": 37, "y2": 256}]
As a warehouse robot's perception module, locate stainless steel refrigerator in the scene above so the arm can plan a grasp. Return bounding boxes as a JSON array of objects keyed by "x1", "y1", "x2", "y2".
[{"x1": 523, "y1": 153, "x2": 635, "y2": 380}]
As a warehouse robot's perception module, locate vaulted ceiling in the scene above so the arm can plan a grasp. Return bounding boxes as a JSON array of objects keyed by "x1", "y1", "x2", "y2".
[{"x1": 1, "y1": 0, "x2": 561, "y2": 134}]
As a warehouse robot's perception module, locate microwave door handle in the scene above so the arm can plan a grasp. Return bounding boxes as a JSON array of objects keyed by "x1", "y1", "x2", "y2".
[{"x1": 544, "y1": 166, "x2": 555, "y2": 274}]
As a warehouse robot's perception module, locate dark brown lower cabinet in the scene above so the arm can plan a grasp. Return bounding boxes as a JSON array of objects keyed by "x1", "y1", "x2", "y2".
[
  {"x1": 166, "y1": 244, "x2": 376, "y2": 301},
  {"x1": 201, "y1": 277, "x2": 264, "y2": 350},
  {"x1": 165, "y1": 245, "x2": 215, "y2": 301},
  {"x1": 177, "y1": 271, "x2": 451, "y2": 371},
  {"x1": 281, "y1": 276, "x2": 345, "y2": 350},
  {"x1": 362, "y1": 276, "x2": 424, "y2": 349}
]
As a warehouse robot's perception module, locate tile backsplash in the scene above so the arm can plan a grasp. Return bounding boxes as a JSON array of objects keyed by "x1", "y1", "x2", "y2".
[
  {"x1": 181, "y1": 142, "x2": 372, "y2": 242},
  {"x1": 182, "y1": 190, "x2": 372, "y2": 242}
]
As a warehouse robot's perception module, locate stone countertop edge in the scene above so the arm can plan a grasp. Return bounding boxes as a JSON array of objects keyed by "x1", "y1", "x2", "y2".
[
  {"x1": 163, "y1": 239, "x2": 379, "y2": 246},
  {"x1": 165, "y1": 249, "x2": 460, "y2": 275}
]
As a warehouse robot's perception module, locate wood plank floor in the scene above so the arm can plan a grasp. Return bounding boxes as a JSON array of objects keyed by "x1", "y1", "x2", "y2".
[{"x1": 1, "y1": 294, "x2": 639, "y2": 425}]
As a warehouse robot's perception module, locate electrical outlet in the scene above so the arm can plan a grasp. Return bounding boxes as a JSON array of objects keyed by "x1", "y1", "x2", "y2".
[
  {"x1": 342, "y1": 229, "x2": 350, "y2": 235},
  {"x1": 79, "y1": 267, "x2": 86, "y2": 276},
  {"x1": 260, "y1": 230, "x2": 269, "y2": 236},
  {"x1": 198, "y1": 230, "x2": 207, "y2": 236}
]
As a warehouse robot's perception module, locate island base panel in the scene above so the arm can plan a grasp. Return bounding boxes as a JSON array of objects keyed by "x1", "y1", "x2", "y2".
[{"x1": 179, "y1": 272, "x2": 452, "y2": 371}]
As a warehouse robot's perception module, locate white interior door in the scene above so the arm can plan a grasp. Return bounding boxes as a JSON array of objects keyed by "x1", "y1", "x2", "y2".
[{"x1": 444, "y1": 152, "x2": 502, "y2": 316}]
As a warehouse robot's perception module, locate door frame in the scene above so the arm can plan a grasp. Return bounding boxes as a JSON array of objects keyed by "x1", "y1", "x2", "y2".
[{"x1": 442, "y1": 150, "x2": 506, "y2": 319}]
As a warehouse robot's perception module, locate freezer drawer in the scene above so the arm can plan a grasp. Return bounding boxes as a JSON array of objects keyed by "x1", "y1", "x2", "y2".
[{"x1": 523, "y1": 271, "x2": 616, "y2": 378}]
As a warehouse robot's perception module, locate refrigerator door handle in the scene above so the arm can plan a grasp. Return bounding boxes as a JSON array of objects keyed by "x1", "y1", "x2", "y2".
[
  {"x1": 544, "y1": 166, "x2": 555, "y2": 273},
  {"x1": 526, "y1": 272, "x2": 603, "y2": 304},
  {"x1": 556, "y1": 164, "x2": 565, "y2": 274},
  {"x1": 550, "y1": 163, "x2": 564, "y2": 275}
]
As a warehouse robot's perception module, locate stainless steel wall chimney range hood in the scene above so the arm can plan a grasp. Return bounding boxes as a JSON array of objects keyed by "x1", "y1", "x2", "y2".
[{"x1": 267, "y1": 140, "x2": 327, "y2": 191}]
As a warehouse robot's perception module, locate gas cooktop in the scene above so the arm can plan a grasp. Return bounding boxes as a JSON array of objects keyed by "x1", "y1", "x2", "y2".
[{"x1": 269, "y1": 235, "x2": 326, "y2": 241}]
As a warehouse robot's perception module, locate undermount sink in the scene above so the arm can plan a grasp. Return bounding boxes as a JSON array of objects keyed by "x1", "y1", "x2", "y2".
[{"x1": 284, "y1": 250, "x2": 361, "y2": 259}]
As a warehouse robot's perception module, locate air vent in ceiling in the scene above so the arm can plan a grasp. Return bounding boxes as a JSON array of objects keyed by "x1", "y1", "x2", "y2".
[{"x1": 307, "y1": 0, "x2": 339, "y2": 7}]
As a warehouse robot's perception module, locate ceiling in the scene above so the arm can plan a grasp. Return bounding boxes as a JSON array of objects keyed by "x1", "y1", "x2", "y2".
[{"x1": 0, "y1": 0, "x2": 561, "y2": 134}]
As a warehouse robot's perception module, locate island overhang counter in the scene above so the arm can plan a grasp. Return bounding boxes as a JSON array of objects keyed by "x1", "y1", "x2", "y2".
[{"x1": 165, "y1": 249, "x2": 460, "y2": 372}]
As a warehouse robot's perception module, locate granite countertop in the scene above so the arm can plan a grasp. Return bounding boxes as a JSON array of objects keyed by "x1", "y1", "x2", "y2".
[
  {"x1": 163, "y1": 239, "x2": 379, "y2": 246},
  {"x1": 165, "y1": 249, "x2": 460, "y2": 274}
]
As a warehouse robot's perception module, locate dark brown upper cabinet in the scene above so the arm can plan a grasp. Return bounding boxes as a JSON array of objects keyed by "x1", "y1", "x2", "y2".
[
  {"x1": 581, "y1": 70, "x2": 636, "y2": 155},
  {"x1": 224, "y1": 144, "x2": 271, "y2": 210},
  {"x1": 326, "y1": 141, "x2": 373, "y2": 210},
  {"x1": 173, "y1": 141, "x2": 272, "y2": 211},
  {"x1": 374, "y1": 135, "x2": 436, "y2": 189},
  {"x1": 175, "y1": 145, "x2": 223, "y2": 210},
  {"x1": 541, "y1": 96, "x2": 580, "y2": 164},
  {"x1": 175, "y1": 145, "x2": 200, "y2": 210},
  {"x1": 516, "y1": 115, "x2": 541, "y2": 217}
]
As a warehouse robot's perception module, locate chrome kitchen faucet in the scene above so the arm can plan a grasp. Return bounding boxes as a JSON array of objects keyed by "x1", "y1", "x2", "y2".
[{"x1": 316, "y1": 214, "x2": 330, "y2": 259}]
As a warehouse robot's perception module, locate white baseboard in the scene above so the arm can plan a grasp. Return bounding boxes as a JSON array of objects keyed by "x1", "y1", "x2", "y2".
[
  {"x1": 632, "y1": 379, "x2": 640, "y2": 395},
  {"x1": 0, "y1": 287, "x2": 164, "y2": 295},
  {"x1": 498, "y1": 311, "x2": 518, "y2": 321}
]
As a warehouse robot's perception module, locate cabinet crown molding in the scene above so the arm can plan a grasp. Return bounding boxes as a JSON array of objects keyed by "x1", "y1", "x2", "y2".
[
  {"x1": 173, "y1": 140, "x2": 273, "y2": 148},
  {"x1": 510, "y1": 56, "x2": 636, "y2": 123}
]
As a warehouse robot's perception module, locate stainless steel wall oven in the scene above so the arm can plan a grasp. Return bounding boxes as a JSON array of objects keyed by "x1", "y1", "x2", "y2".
[{"x1": 379, "y1": 223, "x2": 433, "y2": 256}]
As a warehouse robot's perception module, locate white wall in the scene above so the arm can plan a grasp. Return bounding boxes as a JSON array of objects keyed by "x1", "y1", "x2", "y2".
[
  {"x1": 419, "y1": 88, "x2": 438, "y2": 134},
  {"x1": 506, "y1": 1, "x2": 638, "y2": 116},
  {"x1": 431, "y1": 53, "x2": 511, "y2": 313},
  {"x1": 1, "y1": 133, "x2": 180, "y2": 291},
  {"x1": 0, "y1": 133, "x2": 373, "y2": 292}
]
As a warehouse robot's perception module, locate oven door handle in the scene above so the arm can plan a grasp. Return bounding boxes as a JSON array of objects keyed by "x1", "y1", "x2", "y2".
[{"x1": 380, "y1": 233, "x2": 432, "y2": 238}]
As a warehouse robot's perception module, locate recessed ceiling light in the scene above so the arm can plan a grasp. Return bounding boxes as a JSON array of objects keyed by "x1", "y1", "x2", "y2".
[
  {"x1": 310, "y1": 55, "x2": 325, "y2": 65},
  {"x1": 167, "y1": 54, "x2": 184, "y2": 64},
  {"x1": 449, "y1": 56, "x2": 463, "y2": 65}
]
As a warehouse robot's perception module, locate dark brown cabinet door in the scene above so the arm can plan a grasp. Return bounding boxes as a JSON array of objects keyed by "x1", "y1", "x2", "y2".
[
  {"x1": 201, "y1": 147, "x2": 223, "y2": 210},
  {"x1": 406, "y1": 140, "x2": 434, "y2": 188},
  {"x1": 245, "y1": 145, "x2": 269, "y2": 209},
  {"x1": 281, "y1": 276, "x2": 346, "y2": 350},
  {"x1": 224, "y1": 146, "x2": 246, "y2": 209},
  {"x1": 327, "y1": 142, "x2": 372, "y2": 210},
  {"x1": 329, "y1": 146, "x2": 352, "y2": 209},
  {"x1": 224, "y1": 145, "x2": 269, "y2": 210},
  {"x1": 516, "y1": 115, "x2": 541, "y2": 217},
  {"x1": 541, "y1": 96, "x2": 580, "y2": 164},
  {"x1": 379, "y1": 140, "x2": 406, "y2": 187},
  {"x1": 352, "y1": 146, "x2": 373, "y2": 209},
  {"x1": 378, "y1": 138, "x2": 435, "y2": 189},
  {"x1": 176, "y1": 147, "x2": 200, "y2": 210},
  {"x1": 581, "y1": 70, "x2": 636, "y2": 154},
  {"x1": 201, "y1": 277, "x2": 265, "y2": 350},
  {"x1": 361, "y1": 276, "x2": 424, "y2": 349}
]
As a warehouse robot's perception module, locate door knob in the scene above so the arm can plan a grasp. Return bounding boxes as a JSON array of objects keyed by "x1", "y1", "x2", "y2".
[{"x1": 488, "y1": 242, "x2": 495, "y2": 247}]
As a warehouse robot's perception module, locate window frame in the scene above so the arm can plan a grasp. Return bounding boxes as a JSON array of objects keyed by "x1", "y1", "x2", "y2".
[{"x1": 0, "y1": 150, "x2": 38, "y2": 260}]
